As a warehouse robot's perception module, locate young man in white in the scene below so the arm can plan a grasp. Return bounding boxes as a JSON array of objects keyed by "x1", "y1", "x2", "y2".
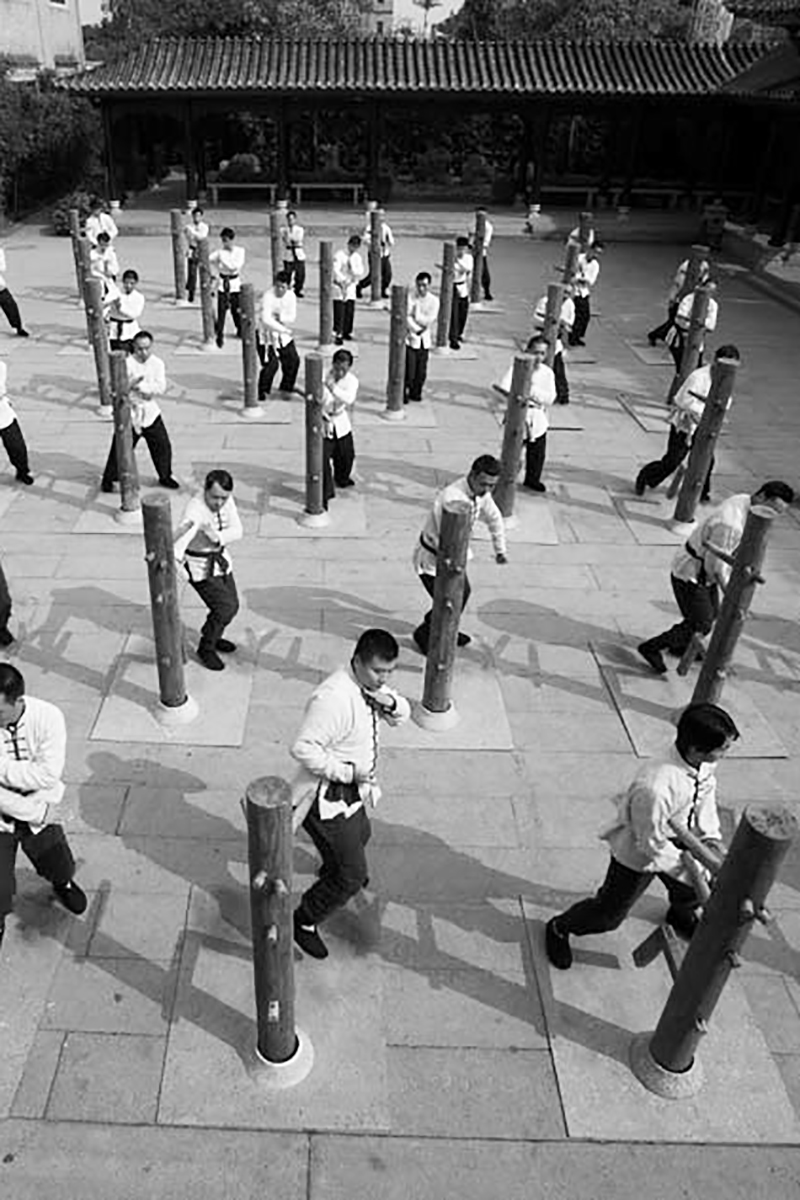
[
  {"x1": 0, "y1": 358, "x2": 33, "y2": 485},
  {"x1": 531, "y1": 286, "x2": 575, "y2": 405},
  {"x1": 0, "y1": 244, "x2": 29, "y2": 338},
  {"x1": 569, "y1": 242, "x2": 603, "y2": 347},
  {"x1": 635, "y1": 344, "x2": 740, "y2": 501},
  {"x1": 497, "y1": 335, "x2": 556, "y2": 493},
  {"x1": 258, "y1": 271, "x2": 299, "y2": 399},
  {"x1": 0, "y1": 663, "x2": 87, "y2": 949},
  {"x1": 449, "y1": 236, "x2": 474, "y2": 350},
  {"x1": 357, "y1": 209, "x2": 395, "y2": 300},
  {"x1": 90, "y1": 231, "x2": 119, "y2": 296},
  {"x1": 105, "y1": 268, "x2": 145, "y2": 352},
  {"x1": 100, "y1": 331, "x2": 179, "y2": 492},
  {"x1": 321, "y1": 348, "x2": 359, "y2": 496},
  {"x1": 174, "y1": 468, "x2": 243, "y2": 672},
  {"x1": 281, "y1": 210, "x2": 306, "y2": 297},
  {"x1": 413, "y1": 454, "x2": 508, "y2": 655},
  {"x1": 85, "y1": 200, "x2": 118, "y2": 248},
  {"x1": 474, "y1": 207, "x2": 494, "y2": 301},
  {"x1": 546, "y1": 703, "x2": 740, "y2": 969},
  {"x1": 648, "y1": 255, "x2": 710, "y2": 347},
  {"x1": 332, "y1": 235, "x2": 365, "y2": 344},
  {"x1": 669, "y1": 280, "x2": 719, "y2": 370},
  {"x1": 210, "y1": 227, "x2": 246, "y2": 347},
  {"x1": 184, "y1": 207, "x2": 209, "y2": 304},
  {"x1": 404, "y1": 272, "x2": 440, "y2": 403},
  {"x1": 291, "y1": 628, "x2": 410, "y2": 960}
]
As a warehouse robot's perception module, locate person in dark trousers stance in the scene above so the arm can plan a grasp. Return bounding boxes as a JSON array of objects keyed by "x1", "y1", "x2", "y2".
[
  {"x1": 0, "y1": 664, "x2": 88, "y2": 950},
  {"x1": 209, "y1": 228, "x2": 246, "y2": 348},
  {"x1": 174, "y1": 469, "x2": 243, "y2": 672},
  {"x1": 449, "y1": 236, "x2": 474, "y2": 350},
  {"x1": 257, "y1": 271, "x2": 299, "y2": 399},
  {"x1": 321, "y1": 348, "x2": 359, "y2": 498},
  {"x1": 100, "y1": 332, "x2": 179, "y2": 492},
  {"x1": 404, "y1": 272, "x2": 439, "y2": 403},
  {"x1": 545, "y1": 702, "x2": 741, "y2": 971},
  {"x1": 332, "y1": 235, "x2": 365, "y2": 344},
  {"x1": 0, "y1": 359, "x2": 34, "y2": 485},
  {"x1": 569, "y1": 242, "x2": 603, "y2": 346},
  {"x1": 290, "y1": 628, "x2": 410, "y2": 960},
  {"x1": 281, "y1": 210, "x2": 306, "y2": 297},
  {"x1": 0, "y1": 246, "x2": 29, "y2": 338}
]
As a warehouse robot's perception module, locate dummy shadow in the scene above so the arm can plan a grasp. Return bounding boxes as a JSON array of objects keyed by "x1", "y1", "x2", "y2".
[
  {"x1": 246, "y1": 584, "x2": 416, "y2": 644},
  {"x1": 353, "y1": 455, "x2": 447, "y2": 510}
]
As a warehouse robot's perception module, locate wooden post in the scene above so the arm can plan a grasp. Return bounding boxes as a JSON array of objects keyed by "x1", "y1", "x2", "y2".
[
  {"x1": 543, "y1": 282, "x2": 564, "y2": 369},
  {"x1": 673, "y1": 355, "x2": 736, "y2": 527},
  {"x1": 246, "y1": 776, "x2": 297, "y2": 1065},
  {"x1": 495, "y1": 355, "x2": 534, "y2": 521},
  {"x1": 198, "y1": 238, "x2": 216, "y2": 348},
  {"x1": 319, "y1": 240, "x2": 334, "y2": 350},
  {"x1": 470, "y1": 209, "x2": 487, "y2": 305},
  {"x1": 170, "y1": 209, "x2": 187, "y2": 303},
  {"x1": 69, "y1": 209, "x2": 84, "y2": 304},
  {"x1": 667, "y1": 283, "x2": 711, "y2": 405},
  {"x1": 367, "y1": 207, "x2": 383, "y2": 307},
  {"x1": 562, "y1": 239, "x2": 580, "y2": 287},
  {"x1": 677, "y1": 244, "x2": 711, "y2": 305},
  {"x1": 270, "y1": 210, "x2": 283, "y2": 281},
  {"x1": 109, "y1": 349, "x2": 141, "y2": 524},
  {"x1": 299, "y1": 353, "x2": 329, "y2": 528},
  {"x1": 634, "y1": 806, "x2": 797, "y2": 1094},
  {"x1": 434, "y1": 242, "x2": 455, "y2": 355},
  {"x1": 142, "y1": 494, "x2": 197, "y2": 723},
  {"x1": 77, "y1": 238, "x2": 93, "y2": 339},
  {"x1": 239, "y1": 282, "x2": 261, "y2": 417},
  {"x1": 83, "y1": 276, "x2": 113, "y2": 415},
  {"x1": 383, "y1": 284, "x2": 408, "y2": 421},
  {"x1": 578, "y1": 211, "x2": 593, "y2": 249},
  {"x1": 691, "y1": 505, "x2": 775, "y2": 706},
  {"x1": 416, "y1": 499, "x2": 472, "y2": 730}
]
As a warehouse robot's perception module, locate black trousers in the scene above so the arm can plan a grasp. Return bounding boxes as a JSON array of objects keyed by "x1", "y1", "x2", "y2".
[
  {"x1": 648, "y1": 301, "x2": 678, "y2": 344},
  {"x1": 1, "y1": 419, "x2": 30, "y2": 476},
  {"x1": 283, "y1": 258, "x2": 306, "y2": 297},
  {"x1": 637, "y1": 427, "x2": 714, "y2": 499},
  {"x1": 646, "y1": 575, "x2": 719, "y2": 657},
  {"x1": 216, "y1": 289, "x2": 241, "y2": 344},
  {"x1": 553, "y1": 352, "x2": 569, "y2": 404},
  {"x1": 333, "y1": 298, "x2": 355, "y2": 340},
  {"x1": 557, "y1": 854, "x2": 699, "y2": 939},
  {"x1": 404, "y1": 345, "x2": 429, "y2": 401},
  {"x1": 297, "y1": 800, "x2": 371, "y2": 925},
  {"x1": 414, "y1": 571, "x2": 472, "y2": 651},
  {"x1": 0, "y1": 822, "x2": 76, "y2": 918},
  {"x1": 524, "y1": 433, "x2": 547, "y2": 487},
  {"x1": 190, "y1": 572, "x2": 239, "y2": 653},
  {"x1": 0, "y1": 287, "x2": 24, "y2": 332},
  {"x1": 258, "y1": 341, "x2": 300, "y2": 396},
  {"x1": 0, "y1": 559, "x2": 11, "y2": 634},
  {"x1": 331, "y1": 430, "x2": 355, "y2": 487},
  {"x1": 356, "y1": 257, "x2": 392, "y2": 299},
  {"x1": 449, "y1": 292, "x2": 469, "y2": 348},
  {"x1": 482, "y1": 257, "x2": 492, "y2": 300},
  {"x1": 322, "y1": 437, "x2": 336, "y2": 507},
  {"x1": 570, "y1": 295, "x2": 591, "y2": 343},
  {"x1": 186, "y1": 252, "x2": 198, "y2": 303},
  {"x1": 101, "y1": 416, "x2": 173, "y2": 489}
]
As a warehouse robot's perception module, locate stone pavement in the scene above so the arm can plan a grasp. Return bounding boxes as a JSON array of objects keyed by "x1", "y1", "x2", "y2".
[{"x1": 1, "y1": 214, "x2": 800, "y2": 1196}]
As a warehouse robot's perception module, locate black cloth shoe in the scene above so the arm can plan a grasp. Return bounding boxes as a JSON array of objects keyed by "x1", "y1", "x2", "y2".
[
  {"x1": 524, "y1": 481, "x2": 546, "y2": 493},
  {"x1": 216, "y1": 638, "x2": 236, "y2": 653},
  {"x1": 545, "y1": 918, "x2": 573, "y2": 970},
  {"x1": 638, "y1": 641, "x2": 668, "y2": 675},
  {"x1": 101, "y1": 481, "x2": 115, "y2": 493},
  {"x1": 412, "y1": 628, "x2": 429, "y2": 655},
  {"x1": 0, "y1": 629, "x2": 14, "y2": 647},
  {"x1": 0, "y1": 916, "x2": 5, "y2": 946},
  {"x1": 159, "y1": 478, "x2": 181, "y2": 490},
  {"x1": 198, "y1": 647, "x2": 225, "y2": 671},
  {"x1": 647, "y1": 333, "x2": 658, "y2": 347},
  {"x1": 16, "y1": 329, "x2": 30, "y2": 338},
  {"x1": 457, "y1": 632, "x2": 472, "y2": 647},
  {"x1": 16, "y1": 472, "x2": 34, "y2": 485},
  {"x1": 293, "y1": 911, "x2": 328, "y2": 959},
  {"x1": 666, "y1": 907, "x2": 698, "y2": 941},
  {"x1": 53, "y1": 880, "x2": 87, "y2": 915},
  {"x1": 337, "y1": 479, "x2": 355, "y2": 488},
  {"x1": 634, "y1": 473, "x2": 647, "y2": 497}
]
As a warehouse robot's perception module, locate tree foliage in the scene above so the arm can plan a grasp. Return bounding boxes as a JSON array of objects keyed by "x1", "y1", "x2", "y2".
[{"x1": 440, "y1": 0, "x2": 692, "y2": 40}]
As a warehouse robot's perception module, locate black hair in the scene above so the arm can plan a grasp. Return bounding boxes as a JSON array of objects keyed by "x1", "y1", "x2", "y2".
[
  {"x1": 470, "y1": 454, "x2": 501, "y2": 477},
  {"x1": 355, "y1": 628, "x2": 399, "y2": 664},
  {"x1": 274, "y1": 270, "x2": 291, "y2": 285},
  {"x1": 193, "y1": 206, "x2": 204, "y2": 216},
  {"x1": 755, "y1": 481, "x2": 795, "y2": 505},
  {"x1": 97, "y1": 231, "x2": 110, "y2": 244},
  {"x1": 287, "y1": 209, "x2": 297, "y2": 219},
  {"x1": 133, "y1": 330, "x2": 153, "y2": 344},
  {"x1": 122, "y1": 269, "x2": 139, "y2": 283},
  {"x1": 347, "y1": 234, "x2": 362, "y2": 248},
  {"x1": 456, "y1": 236, "x2": 470, "y2": 247},
  {"x1": 416, "y1": 272, "x2": 432, "y2": 284},
  {"x1": 0, "y1": 663, "x2": 25, "y2": 704},
  {"x1": 676, "y1": 703, "x2": 740, "y2": 755},
  {"x1": 332, "y1": 348, "x2": 353, "y2": 368},
  {"x1": 220, "y1": 227, "x2": 235, "y2": 240},
  {"x1": 204, "y1": 469, "x2": 234, "y2": 493},
  {"x1": 715, "y1": 344, "x2": 740, "y2": 361}
]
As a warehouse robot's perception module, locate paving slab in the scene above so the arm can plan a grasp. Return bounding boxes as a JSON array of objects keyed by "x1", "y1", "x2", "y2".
[
  {"x1": 46, "y1": 1031, "x2": 166, "y2": 1124},
  {"x1": 90, "y1": 632, "x2": 254, "y2": 747},
  {"x1": 389, "y1": 655, "x2": 513, "y2": 750},
  {"x1": 258, "y1": 488, "x2": 369, "y2": 538},
  {"x1": 592, "y1": 639, "x2": 788, "y2": 758},
  {"x1": 471, "y1": 493, "x2": 559, "y2": 544},
  {"x1": 624, "y1": 338, "x2": 675, "y2": 366}
]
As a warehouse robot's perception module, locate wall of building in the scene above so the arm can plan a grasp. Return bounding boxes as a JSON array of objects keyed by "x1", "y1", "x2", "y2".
[
  {"x1": 0, "y1": 0, "x2": 85, "y2": 68},
  {"x1": 363, "y1": 0, "x2": 394, "y2": 36}
]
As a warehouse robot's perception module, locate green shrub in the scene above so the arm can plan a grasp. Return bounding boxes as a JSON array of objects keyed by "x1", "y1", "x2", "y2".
[
  {"x1": 219, "y1": 153, "x2": 261, "y2": 181},
  {"x1": 50, "y1": 188, "x2": 95, "y2": 236}
]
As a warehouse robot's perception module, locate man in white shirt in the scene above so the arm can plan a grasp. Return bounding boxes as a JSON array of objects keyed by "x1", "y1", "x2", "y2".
[
  {"x1": 0, "y1": 245, "x2": 29, "y2": 338},
  {"x1": 210, "y1": 227, "x2": 246, "y2": 348},
  {"x1": 291, "y1": 628, "x2": 410, "y2": 960},
  {"x1": 258, "y1": 271, "x2": 299, "y2": 399},
  {"x1": 356, "y1": 211, "x2": 394, "y2": 300},
  {"x1": 648, "y1": 254, "x2": 710, "y2": 347},
  {"x1": 497, "y1": 336, "x2": 556, "y2": 493},
  {"x1": 85, "y1": 200, "x2": 118, "y2": 248},
  {"x1": 531, "y1": 287, "x2": 575, "y2": 405},
  {"x1": 321, "y1": 348, "x2": 359, "y2": 496},
  {"x1": 637, "y1": 480, "x2": 794, "y2": 674},
  {"x1": 404, "y1": 272, "x2": 440, "y2": 403},
  {"x1": 184, "y1": 207, "x2": 209, "y2": 304},
  {"x1": 281, "y1": 210, "x2": 306, "y2": 297},
  {"x1": 413, "y1": 454, "x2": 508, "y2": 655},
  {"x1": 90, "y1": 232, "x2": 119, "y2": 299},
  {"x1": 174, "y1": 469, "x2": 243, "y2": 672},
  {"x1": 0, "y1": 663, "x2": 88, "y2": 949},
  {"x1": 635, "y1": 345, "x2": 739, "y2": 501},
  {"x1": 100, "y1": 331, "x2": 179, "y2": 492},
  {"x1": 0, "y1": 359, "x2": 34, "y2": 485},
  {"x1": 474, "y1": 207, "x2": 494, "y2": 301},
  {"x1": 332, "y1": 235, "x2": 365, "y2": 344},
  {"x1": 568, "y1": 242, "x2": 603, "y2": 347},
  {"x1": 105, "y1": 269, "x2": 146, "y2": 352},
  {"x1": 449, "y1": 236, "x2": 474, "y2": 350},
  {"x1": 669, "y1": 282, "x2": 719, "y2": 370},
  {"x1": 545, "y1": 702, "x2": 739, "y2": 969}
]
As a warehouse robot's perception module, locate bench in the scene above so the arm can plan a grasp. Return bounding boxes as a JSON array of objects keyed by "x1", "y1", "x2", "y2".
[
  {"x1": 291, "y1": 181, "x2": 364, "y2": 206},
  {"x1": 208, "y1": 181, "x2": 278, "y2": 206}
]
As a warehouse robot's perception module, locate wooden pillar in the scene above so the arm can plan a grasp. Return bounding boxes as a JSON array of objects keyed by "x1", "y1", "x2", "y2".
[
  {"x1": 433, "y1": 242, "x2": 455, "y2": 355},
  {"x1": 68, "y1": 209, "x2": 83, "y2": 304},
  {"x1": 543, "y1": 282, "x2": 564, "y2": 369},
  {"x1": 198, "y1": 239, "x2": 216, "y2": 348},
  {"x1": 369, "y1": 208, "x2": 382, "y2": 305},
  {"x1": 383, "y1": 284, "x2": 408, "y2": 421},
  {"x1": 667, "y1": 282, "x2": 711, "y2": 405},
  {"x1": 84, "y1": 277, "x2": 113, "y2": 415},
  {"x1": 183, "y1": 102, "x2": 197, "y2": 203},
  {"x1": 620, "y1": 109, "x2": 644, "y2": 206},
  {"x1": 367, "y1": 103, "x2": 380, "y2": 201},
  {"x1": 416, "y1": 499, "x2": 472, "y2": 731},
  {"x1": 673, "y1": 355, "x2": 737, "y2": 529},
  {"x1": 170, "y1": 209, "x2": 187, "y2": 303},
  {"x1": 748, "y1": 118, "x2": 778, "y2": 224},
  {"x1": 109, "y1": 349, "x2": 141, "y2": 524},
  {"x1": 318, "y1": 240, "x2": 334, "y2": 350},
  {"x1": 531, "y1": 112, "x2": 550, "y2": 207},
  {"x1": 276, "y1": 102, "x2": 289, "y2": 200},
  {"x1": 102, "y1": 104, "x2": 118, "y2": 201},
  {"x1": 240, "y1": 283, "x2": 260, "y2": 416},
  {"x1": 495, "y1": 355, "x2": 534, "y2": 521},
  {"x1": 142, "y1": 494, "x2": 197, "y2": 723},
  {"x1": 270, "y1": 210, "x2": 283, "y2": 281},
  {"x1": 470, "y1": 209, "x2": 487, "y2": 305},
  {"x1": 562, "y1": 239, "x2": 580, "y2": 287},
  {"x1": 77, "y1": 237, "x2": 92, "y2": 332},
  {"x1": 299, "y1": 353, "x2": 329, "y2": 528}
]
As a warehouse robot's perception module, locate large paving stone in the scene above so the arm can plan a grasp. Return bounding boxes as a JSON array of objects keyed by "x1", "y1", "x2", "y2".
[{"x1": 46, "y1": 1031, "x2": 166, "y2": 1123}]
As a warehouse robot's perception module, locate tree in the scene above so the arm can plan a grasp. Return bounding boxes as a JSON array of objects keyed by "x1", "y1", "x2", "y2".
[
  {"x1": 440, "y1": 0, "x2": 691, "y2": 40},
  {"x1": 412, "y1": 0, "x2": 444, "y2": 37}
]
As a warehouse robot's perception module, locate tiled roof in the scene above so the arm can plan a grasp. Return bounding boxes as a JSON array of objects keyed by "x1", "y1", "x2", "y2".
[
  {"x1": 723, "y1": 41, "x2": 800, "y2": 94},
  {"x1": 727, "y1": 0, "x2": 800, "y2": 17},
  {"x1": 61, "y1": 36, "x2": 768, "y2": 97}
]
